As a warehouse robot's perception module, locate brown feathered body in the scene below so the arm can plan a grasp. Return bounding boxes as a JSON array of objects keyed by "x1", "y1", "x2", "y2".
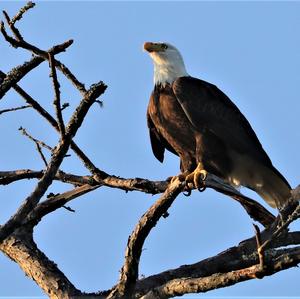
[{"x1": 147, "y1": 77, "x2": 291, "y2": 208}]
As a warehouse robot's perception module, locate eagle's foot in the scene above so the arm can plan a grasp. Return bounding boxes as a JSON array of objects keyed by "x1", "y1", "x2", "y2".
[
  {"x1": 169, "y1": 172, "x2": 192, "y2": 196},
  {"x1": 169, "y1": 171, "x2": 190, "y2": 184},
  {"x1": 185, "y1": 163, "x2": 207, "y2": 192}
]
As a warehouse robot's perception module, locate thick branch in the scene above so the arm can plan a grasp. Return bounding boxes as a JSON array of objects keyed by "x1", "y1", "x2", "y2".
[
  {"x1": 0, "y1": 169, "x2": 91, "y2": 186},
  {"x1": 1, "y1": 5, "x2": 294, "y2": 299},
  {"x1": 0, "y1": 227, "x2": 81, "y2": 298},
  {"x1": 140, "y1": 246, "x2": 300, "y2": 298},
  {"x1": 0, "y1": 167, "x2": 275, "y2": 228},
  {"x1": 132, "y1": 231, "x2": 300, "y2": 298}
]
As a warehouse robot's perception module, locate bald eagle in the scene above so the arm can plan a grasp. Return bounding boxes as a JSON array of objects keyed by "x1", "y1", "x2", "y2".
[{"x1": 144, "y1": 41, "x2": 291, "y2": 209}]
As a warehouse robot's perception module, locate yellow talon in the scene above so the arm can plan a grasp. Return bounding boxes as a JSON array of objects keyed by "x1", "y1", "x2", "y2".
[
  {"x1": 170, "y1": 176, "x2": 178, "y2": 184},
  {"x1": 185, "y1": 163, "x2": 207, "y2": 191}
]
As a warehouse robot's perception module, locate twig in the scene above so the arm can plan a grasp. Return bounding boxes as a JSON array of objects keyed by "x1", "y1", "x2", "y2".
[
  {"x1": 108, "y1": 178, "x2": 184, "y2": 299},
  {"x1": 0, "y1": 81, "x2": 106, "y2": 243},
  {"x1": 36, "y1": 143, "x2": 48, "y2": 167},
  {"x1": 0, "y1": 39, "x2": 73, "y2": 99},
  {"x1": 19, "y1": 126, "x2": 51, "y2": 166},
  {"x1": 0, "y1": 105, "x2": 31, "y2": 115},
  {"x1": 26, "y1": 184, "x2": 99, "y2": 224},
  {"x1": 19, "y1": 127, "x2": 50, "y2": 166},
  {"x1": 19, "y1": 126, "x2": 53, "y2": 151},
  {"x1": 0, "y1": 70, "x2": 57, "y2": 126},
  {"x1": 10, "y1": 1, "x2": 35, "y2": 25},
  {"x1": 2, "y1": 10, "x2": 23, "y2": 41},
  {"x1": 63, "y1": 205, "x2": 75, "y2": 212},
  {"x1": 0, "y1": 68, "x2": 104, "y2": 179},
  {"x1": 61, "y1": 102, "x2": 70, "y2": 111},
  {"x1": 0, "y1": 20, "x2": 17, "y2": 48},
  {"x1": 1, "y1": 13, "x2": 85, "y2": 95},
  {"x1": 48, "y1": 52, "x2": 65, "y2": 136}
]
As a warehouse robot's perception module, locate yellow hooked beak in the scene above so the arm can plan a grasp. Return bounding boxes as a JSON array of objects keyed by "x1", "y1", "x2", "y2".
[{"x1": 143, "y1": 42, "x2": 168, "y2": 53}]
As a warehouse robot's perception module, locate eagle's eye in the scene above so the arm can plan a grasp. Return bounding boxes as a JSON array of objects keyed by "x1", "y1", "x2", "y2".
[{"x1": 161, "y1": 44, "x2": 168, "y2": 50}]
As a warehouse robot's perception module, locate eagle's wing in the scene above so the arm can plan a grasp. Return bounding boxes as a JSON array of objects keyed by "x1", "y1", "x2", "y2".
[
  {"x1": 147, "y1": 94, "x2": 178, "y2": 163},
  {"x1": 147, "y1": 112, "x2": 165, "y2": 162},
  {"x1": 172, "y1": 76, "x2": 272, "y2": 165}
]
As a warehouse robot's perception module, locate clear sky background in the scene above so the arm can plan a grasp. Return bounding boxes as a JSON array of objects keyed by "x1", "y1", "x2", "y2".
[{"x1": 0, "y1": 1, "x2": 300, "y2": 298}]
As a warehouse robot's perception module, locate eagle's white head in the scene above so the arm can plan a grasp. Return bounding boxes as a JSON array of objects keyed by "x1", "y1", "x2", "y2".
[{"x1": 144, "y1": 42, "x2": 189, "y2": 86}]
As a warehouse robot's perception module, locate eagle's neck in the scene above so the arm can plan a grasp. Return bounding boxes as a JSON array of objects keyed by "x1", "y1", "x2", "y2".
[{"x1": 152, "y1": 53, "x2": 189, "y2": 86}]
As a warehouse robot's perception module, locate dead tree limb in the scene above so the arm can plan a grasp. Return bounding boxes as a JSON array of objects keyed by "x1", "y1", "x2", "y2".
[
  {"x1": 1, "y1": 10, "x2": 85, "y2": 95},
  {"x1": 0, "y1": 2, "x2": 299, "y2": 299},
  {"x1": 0, "y1": 104, "x2": 31, "y2": 115},
  {"x1": 48, "y1": 52, "x2": 65, "y2": 136},
  {"x1": 0, "y1": 167, "x2": 275, "y2": 227},
  {"x1": 0, "y1": 81, "x2": 106, "y2": 242},
  {"x1": 0, "y1": 38, "x2": 73, "y2": 99},
  {"x1": 131, "y1": 231, "x2": 300, "y2": 298},
  {"x1": 0, "y1": 226, "x2": 82, "y2": 299},
  {"x1": 140, "y1": 246, "x2": 300, "y2": 299}
]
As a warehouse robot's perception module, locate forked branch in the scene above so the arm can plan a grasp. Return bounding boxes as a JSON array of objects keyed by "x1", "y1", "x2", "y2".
[{"x1": 0, "y1": 3, "x2": 299, "y2": 299}]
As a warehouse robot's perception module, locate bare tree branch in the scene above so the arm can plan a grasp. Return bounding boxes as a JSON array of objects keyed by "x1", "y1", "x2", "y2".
[
  {"x1": 140, "y1": 246, "x2": 300, "y2": 299},
  {"x1": 0, "y1": 169, "x2": 92, "y2": 186},
  {"x1": 0, "y1": 166, "x2": 276, "y2": 227},
  {"x1": 131, "y1": 231, "x2": 300, "y2": 298},
  {"x1": 2, "y1": 10, "x2": 23, "y2": 41},
  {"x1": 0, "y1": 81, "x2": 106, "y2": 243},
  {"x1": 1, "y1": 15, "x2": 85, "y2": 95},
  {"x1": 1, "y1": 3, "x2": 299, "y2": 299},
  {"x1": 0, "y1": 69, "x2": 103, "y2": 178},
  {"x1": 26, "y1": 184, "x2": 100, "y2": 225},
  {"x1": 0, "y1": 39, "x2": 73, "y2": 99},
  {"x1": 10, "y1": 1, "x2": 35, "y2": 25},
  {"x1": 0, "y1": 104, "x2": 31, "y2": 115},
  {"x1": 19, "y1": 126, "x2": 53, "y2": 151},
  {"x1": 19, "y1": 126, "x2": 53, "y2": 166},
  {"x1": 48, "y1": 52, "x2": 65, "y2": 136},
  {"x1": 0, "y1": 227, "x2": 82, "y2": 299}
]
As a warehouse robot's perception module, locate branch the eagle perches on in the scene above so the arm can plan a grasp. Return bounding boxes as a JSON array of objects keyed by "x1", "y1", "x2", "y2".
[{"x1": 0, "y1": 2, "x2": 299, "y2": 299}]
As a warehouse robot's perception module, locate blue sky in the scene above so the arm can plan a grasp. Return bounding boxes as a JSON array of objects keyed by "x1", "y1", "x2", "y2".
[{"x1": 0, "y1": 1, "x2": 300, "y2": 298}]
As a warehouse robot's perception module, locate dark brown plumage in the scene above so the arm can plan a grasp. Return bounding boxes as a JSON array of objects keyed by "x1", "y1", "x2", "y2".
[{"x1": 145, "y1": 42, "x2": 291, "y2": 208}]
